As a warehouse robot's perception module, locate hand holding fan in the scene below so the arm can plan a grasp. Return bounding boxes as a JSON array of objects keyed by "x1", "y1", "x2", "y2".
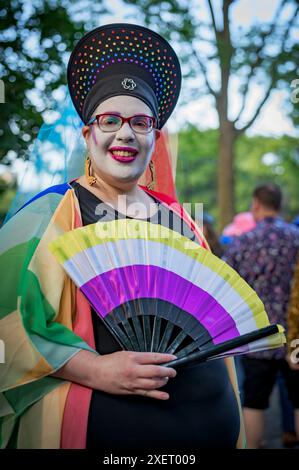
[{"x1": 49, "y1": 219, "x2": 285, "y2": 368}]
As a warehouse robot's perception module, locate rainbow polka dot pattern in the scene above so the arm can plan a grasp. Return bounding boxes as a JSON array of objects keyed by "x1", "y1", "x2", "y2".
[{"x1": 67, "y1": 23, "x2": 181, "y2": 128}]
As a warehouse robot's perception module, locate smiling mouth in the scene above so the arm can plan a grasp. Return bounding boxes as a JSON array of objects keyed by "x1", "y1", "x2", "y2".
[{"x1": 109, "y1": 149, "x2": 138, "y2": 162}]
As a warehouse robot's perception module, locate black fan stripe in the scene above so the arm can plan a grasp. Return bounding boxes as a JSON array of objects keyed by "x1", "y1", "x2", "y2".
[{"x1": 99, "y1": 298, "x2": 212, "y2": 353}]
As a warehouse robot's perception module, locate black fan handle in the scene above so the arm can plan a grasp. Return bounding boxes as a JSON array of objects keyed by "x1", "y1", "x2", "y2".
[{"x1": 164, "y1": 324, "x2": 280, "y2": 369}]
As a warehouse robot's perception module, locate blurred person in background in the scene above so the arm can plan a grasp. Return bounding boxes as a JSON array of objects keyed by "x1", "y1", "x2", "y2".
[
  {"x1": 202, "y1": 213, "x2": 223, "y2": 258},
  {"x1": 220, "y1": 212, "x2": 256, "y2": 248},
  {"x1": 220, "y1": 212, "x2": 257, "y2": 405},
  {"x1": 292, "y1": 215, "x2": 299, "y2": 228},
  {"x1": 287, "y1": 252, "x2": 299, "y2": 363},
  {"x1": 287, "y1": 254, "x2": 299, "y2": 373},
  {"x1": 282, "y1": 252, "x2": 299, "y2": 447},
  {"x1": 222, "y1": 207, "x2": 297, "y2": 446},
  {"x1": 223, "y1": 183, "x2": 299, "y2": 448}
]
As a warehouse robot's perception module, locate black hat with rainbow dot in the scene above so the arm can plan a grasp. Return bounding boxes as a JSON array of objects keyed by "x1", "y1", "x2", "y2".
[{"x1": 67, "y1": 23, "x2": 181, "y2": 129}]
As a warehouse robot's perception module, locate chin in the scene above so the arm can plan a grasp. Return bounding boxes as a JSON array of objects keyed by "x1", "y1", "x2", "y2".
[
  {"x1": 106, "y1": 171, "x2": 143, "y2": 186},
  {"x1": 112, "y1": 166, "x2": 147, "y2": 181}
]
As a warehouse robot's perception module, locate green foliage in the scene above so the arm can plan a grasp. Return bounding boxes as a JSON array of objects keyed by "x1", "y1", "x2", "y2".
[
  {"x1": 1, "y1": 0, "x2": 298, "y2": 227},
  {"x1": 124, "y1": 0, "x2": 196, "y2": 41},
  {"x1": 124, "y1": 0, "x2": 298, "y2": 228},
  {"x1": 0, "y1": 0, "x2": 107, "y2": 163},
  {"x1": 176, "y1": 127, "x2": 299, "y2": 222},
  {"x1": 0, "y1": 176, "x2": 16, "y2": 224},
  {"x1": 235, "y1": 134, "x2": 299, "y2": 218},
  {"x1": 176, "y1": 126, "x2": 218, "y2": 212}
]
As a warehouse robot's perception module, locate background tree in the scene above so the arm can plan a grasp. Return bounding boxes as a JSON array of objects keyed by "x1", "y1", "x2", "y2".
[
  {"x1": 1, "y1": 0, "x2": 298, "y2": 228},
  {"x1": 0, "y1": 0, "x2": 107, "y2": 163},
  {"x1": 176, "y1": 126, "x2": 299, "y2": 224},
  {"x1": 126, "y1": 0, "x2": 299, "y2": 228}
]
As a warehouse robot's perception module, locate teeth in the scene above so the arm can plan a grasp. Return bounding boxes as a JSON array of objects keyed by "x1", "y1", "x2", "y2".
[{"x1": 111, "y1": 150, "x2": 136, "y2": 157}]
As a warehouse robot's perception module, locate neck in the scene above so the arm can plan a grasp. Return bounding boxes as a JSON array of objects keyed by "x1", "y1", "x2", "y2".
[
  {"x1": 78, "y1": 174, "x2": 157, "y2": 218},
  {"x1": 95, "y1": 175, "x2": 139, "y2": 200},
  {"x1": 78, "y1": 174, "x2": 148, "y2": 205},
  {"x1": 255, "y1": 209, "x2": 279, "y2": 222}
]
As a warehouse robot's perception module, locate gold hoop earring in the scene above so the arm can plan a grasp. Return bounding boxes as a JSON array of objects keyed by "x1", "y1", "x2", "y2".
[
  {"x1": 85, "y1": 156, "x2": 97, "y2": 186},
  {"x1": 146, "y1": 160, "x2": 156, "y2": 191}
]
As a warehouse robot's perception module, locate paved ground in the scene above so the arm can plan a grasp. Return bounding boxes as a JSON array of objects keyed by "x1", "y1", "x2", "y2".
[
  {"x1": 265, "y1": 384, "x2": 284, "y2": 448},
  {"x1": 235, "y1": 357, "x2": 298, "y2": 449},
  {"x1": 261, "y1": 384, "x2": 298, "y2": 449}
]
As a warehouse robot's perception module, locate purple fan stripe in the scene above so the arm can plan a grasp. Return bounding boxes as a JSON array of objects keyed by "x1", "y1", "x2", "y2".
[{"x1": 81, "y1": 265, "x2": 240, "y2": 344}]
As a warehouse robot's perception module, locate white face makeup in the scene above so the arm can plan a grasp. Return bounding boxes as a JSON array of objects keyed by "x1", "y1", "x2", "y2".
[{"x1": 83, "y1": 95, "x2": 158, "y2": 187}]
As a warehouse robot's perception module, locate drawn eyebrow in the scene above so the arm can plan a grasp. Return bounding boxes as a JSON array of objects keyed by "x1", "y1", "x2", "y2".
[{"x1": 100, "y1": 111, "x2": 122, "y2": 116}]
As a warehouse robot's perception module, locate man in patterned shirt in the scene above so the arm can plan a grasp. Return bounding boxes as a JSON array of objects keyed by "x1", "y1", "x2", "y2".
[{"x1": 223, "y1": 184, "x2": 299, "y2": 448}]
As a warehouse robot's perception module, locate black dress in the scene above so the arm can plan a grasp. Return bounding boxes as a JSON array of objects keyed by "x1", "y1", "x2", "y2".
[{"x1": 71, "y1": 181, "x2": 240, "y2": 450}]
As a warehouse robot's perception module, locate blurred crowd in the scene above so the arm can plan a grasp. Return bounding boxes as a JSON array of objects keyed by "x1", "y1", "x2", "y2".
[{"x1": 202, "y1": 184, "x2": 299, "y2": 449}]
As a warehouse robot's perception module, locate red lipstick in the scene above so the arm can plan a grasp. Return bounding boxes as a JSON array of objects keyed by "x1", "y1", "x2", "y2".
[{"x1": 108, "y1": 146, "x2": 138, "y2": 163}]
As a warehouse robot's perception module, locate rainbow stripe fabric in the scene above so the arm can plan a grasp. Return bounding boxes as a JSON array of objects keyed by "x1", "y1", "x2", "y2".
[
  {"x1": 0, "y1": 184, "x2": 247, "y2": 448},
  {"x1": 0, "y1": 184, "x2": 97, "y2": 448}
]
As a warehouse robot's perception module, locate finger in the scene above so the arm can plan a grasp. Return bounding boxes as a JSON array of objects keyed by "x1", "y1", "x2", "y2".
[
  {"x1": 134, "y1": 352, "x2": 177, "y2": 365},
  {"x1": 137, "y1": 364, "x2": 177, "y2": 379},
  {"x1": 135, "y1": 377, "x2": 170, "y2": 390},
  {"x1": 134, "y1": 388, "x2": 170, "y2": 400}
]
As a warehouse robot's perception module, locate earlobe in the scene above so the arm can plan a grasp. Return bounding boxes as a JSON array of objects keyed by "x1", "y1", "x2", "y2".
[{"x1": 82, "y1": 125, "x2": 90, "y2": 140}]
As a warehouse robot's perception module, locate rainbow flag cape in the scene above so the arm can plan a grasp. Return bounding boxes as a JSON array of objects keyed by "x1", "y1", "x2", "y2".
[{"x1": 0, "y1": 183, "x2": 245, "y2": 448}]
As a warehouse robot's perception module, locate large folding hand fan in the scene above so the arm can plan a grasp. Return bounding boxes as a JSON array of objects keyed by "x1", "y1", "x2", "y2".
[{"x1": 49, "y1": 219, "x2": 285, "y2": 368}]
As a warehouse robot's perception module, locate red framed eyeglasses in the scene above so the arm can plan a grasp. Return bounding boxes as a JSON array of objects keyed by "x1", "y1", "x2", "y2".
[{"x1": 87, "y1": 113, "x2": 156, "y2": 134}]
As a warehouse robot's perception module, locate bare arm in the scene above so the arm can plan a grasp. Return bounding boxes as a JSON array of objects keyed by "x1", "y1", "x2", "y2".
[{"x1": 52, "y1": 349, "x2": 177, "y2": 400}]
